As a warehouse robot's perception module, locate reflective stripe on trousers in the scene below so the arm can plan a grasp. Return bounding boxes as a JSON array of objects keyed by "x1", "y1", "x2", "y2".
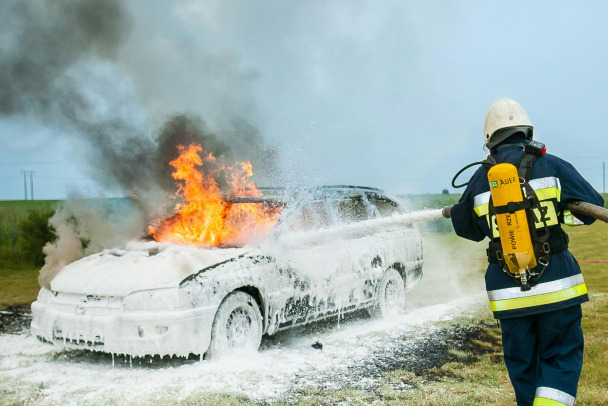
[
  {"x1": 487, "y1": 274, "x2": 587, "y2": 312},
  {"x1": 533, "y1": 386, "x2": 575, "y2": 406}
]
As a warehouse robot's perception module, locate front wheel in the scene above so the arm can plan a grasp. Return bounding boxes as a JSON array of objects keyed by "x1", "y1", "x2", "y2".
[
  {"x1": 376, "y1": 268, "x2": 406, "y2": 317},
  {"x1": 206, "y1": 291, "x2": 263, "y2": 360}
]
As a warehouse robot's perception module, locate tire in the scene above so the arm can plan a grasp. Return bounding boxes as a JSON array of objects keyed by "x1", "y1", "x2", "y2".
[
  {"x1": 206, "y1": 291, "x2": 263, "y2": 360},
  {"x1": 376, "y1": 268, "x2": 406, "y2": 317}
]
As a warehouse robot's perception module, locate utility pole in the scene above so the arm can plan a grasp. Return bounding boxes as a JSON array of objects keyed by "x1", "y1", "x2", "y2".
[
  {"x1": 21, "y1": 170, "x2": 28, "y2": 200},
  {"x1": 30, "y1": 171, "x2": 34, "y2": 200},
  {"x1": 603, "y1": 161, "x2": 606, "y2": 194},
  {"x1": 20, "y1": 170, "x2": 35, "y2": 200}
]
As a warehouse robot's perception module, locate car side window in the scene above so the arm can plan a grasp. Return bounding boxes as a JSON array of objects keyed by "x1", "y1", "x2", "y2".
[
  {"x1": 334, "y1": 196, "x2": 373, "y2": 223},
  {"x1": 286, "y1": 200, "x2": 331, "y2": 231},
  {"x1": 366, "y1": 192, "x2": 399, "y2": 217},
  {"x1": 373, "y1": 200, "x2": 398, "y2": 217}
]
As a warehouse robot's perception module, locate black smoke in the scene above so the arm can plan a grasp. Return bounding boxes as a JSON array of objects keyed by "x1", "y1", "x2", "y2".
[
  {"x1": 0, "y1": 0, "x2": 158, "y2": 193},
  {"x1": 0, "y1": 0, "x2": 132, "y2": 115},
  {"x1": 0, "y1": 0, "x2": 278, "y2": 283},
  {"x1": 0, "y1": 0, "x2": 276, "y2": 197}
]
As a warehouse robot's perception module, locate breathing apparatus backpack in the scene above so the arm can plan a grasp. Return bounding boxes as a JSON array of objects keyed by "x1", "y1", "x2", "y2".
[{"x1": 452, "y1": 141, "x2": 569, "y2": 291}]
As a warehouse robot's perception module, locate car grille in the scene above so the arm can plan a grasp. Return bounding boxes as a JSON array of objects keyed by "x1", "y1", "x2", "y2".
[
  {"x1": 50, "y1": 293, "x2": 123, "y2": 313},
  {"x1": 51, "y1": 326, "x2": 105, "y2": 348},
  {"x1": 43, "y1": 293, "x2": 124, "y2": 349}
]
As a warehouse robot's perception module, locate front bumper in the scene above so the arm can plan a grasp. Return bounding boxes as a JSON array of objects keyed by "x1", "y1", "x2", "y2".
[{"x1": 30, "y1": 299, "x2": 217, "y2": 358}]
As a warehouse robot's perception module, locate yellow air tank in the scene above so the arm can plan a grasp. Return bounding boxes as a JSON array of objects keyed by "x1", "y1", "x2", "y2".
[{"x1": 487, "y1": 163, "x2": 537, "y2": 276}]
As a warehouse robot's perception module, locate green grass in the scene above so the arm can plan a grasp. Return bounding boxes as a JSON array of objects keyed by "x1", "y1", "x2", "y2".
[
  {"x1": 0, "y1": 267, "x2": 40, "y2": 310},
  {"x1": 0, "y1": 200, "x2": 59, "y2": 270},
  {"x1": 0, "y1": 201, "x2": 59, "y2": 244},
  {"x1": 568, "y1": 222, "x2": 608, "y2": 405},
  {"x1": 0, "y1": 200, "x2": 58, "y2": 309}
]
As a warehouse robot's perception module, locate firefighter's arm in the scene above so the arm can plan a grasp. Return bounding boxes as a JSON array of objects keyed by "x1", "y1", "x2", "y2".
[
  {"x1": 557, "y1": 159, "x2": 605, "y2": 225},
  {"x1": 447, "y1": 185, "x2": 486, "y2": 242}
]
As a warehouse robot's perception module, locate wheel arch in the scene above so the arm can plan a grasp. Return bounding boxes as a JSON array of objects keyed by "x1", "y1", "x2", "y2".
[
  {"x1": 387, "y1": 260, "x2": 423, "y2": 292},
  {"x1": 235, "y1": 285, "x2": 268, "y2": 333},
  {"x1": 387, "y1": 261, "x2": 407, "y2": 287}
]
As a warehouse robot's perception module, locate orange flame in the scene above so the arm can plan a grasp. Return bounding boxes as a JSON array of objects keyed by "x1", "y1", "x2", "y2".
[{"x1": 148, "y1": 144, "x2": 280, "y2": 247}]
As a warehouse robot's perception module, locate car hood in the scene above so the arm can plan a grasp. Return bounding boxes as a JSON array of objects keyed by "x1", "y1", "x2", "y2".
[{"x1": 49, "y1": 241, "x2": 251, "y2": 297}]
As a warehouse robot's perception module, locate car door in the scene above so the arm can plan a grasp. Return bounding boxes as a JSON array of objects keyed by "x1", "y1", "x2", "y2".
[
  {"x1": 269, "y1": 195, "x2": 364, "y2": 325},
  {"x1": 325, "y1": 193, "x2": 390, "y2": 309},
  {"x1": 280, "y1": 192, "x2": 390, "y2": 321},
  {"x1": 330, "y1": 192, "x2": 417, "y2": 307}
]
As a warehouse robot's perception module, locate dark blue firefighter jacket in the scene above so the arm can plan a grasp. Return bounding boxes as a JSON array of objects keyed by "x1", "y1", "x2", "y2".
[{"x1": 450, "y1": 141, "x2": 604, "y2": 319}]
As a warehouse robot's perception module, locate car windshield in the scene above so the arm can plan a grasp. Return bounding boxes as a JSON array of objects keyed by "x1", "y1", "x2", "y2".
[
  {"x1": 269, "y1": 188, "x2": 401, "y2": 234},
  {"x1": 212, "y1": 199, "x2": 284, "y2": 247},
  {"x1": 149, "y1": 187, "x2": 400, "y2": 248}
]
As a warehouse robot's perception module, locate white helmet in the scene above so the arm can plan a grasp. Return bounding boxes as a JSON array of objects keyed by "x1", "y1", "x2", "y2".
[{"x1": 483, "y1": 99, "x2": 533, "y2": 148}]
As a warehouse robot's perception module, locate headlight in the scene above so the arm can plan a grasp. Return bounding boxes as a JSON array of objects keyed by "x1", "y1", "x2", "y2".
[
  {"x1": 36, "y1": 288, "x2": 56, "y2": 303},
  {"x1": 123, "y1": 288, "x2": 182, "y2": 311}
]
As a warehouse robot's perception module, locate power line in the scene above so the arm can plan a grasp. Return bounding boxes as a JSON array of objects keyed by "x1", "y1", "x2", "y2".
[
  {"x1": 36, "y1": 175, "x2": 91, "y2": 181},
  {"x1": 0, "y1": 161, "x2": 68, "y2": 166},
  {"x1": 0, "y1": 173, "x2": 91, "y2": 182}
]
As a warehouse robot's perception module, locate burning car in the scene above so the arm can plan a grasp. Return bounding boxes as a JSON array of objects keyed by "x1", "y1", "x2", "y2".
[{"x1": 30, "y1": 186, "x2": 423, "y2": 359}]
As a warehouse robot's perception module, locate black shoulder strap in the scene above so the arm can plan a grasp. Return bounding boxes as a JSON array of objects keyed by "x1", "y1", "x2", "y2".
[
  {"x1": 519, "y1": 140, "x2": 546, "y2": 180},
  {"x1": 518, "y1": 153, "x2": 538, "y2": 181},
  {"x1": 481, "y1": 154, "x2": 499, "y2": 170}
]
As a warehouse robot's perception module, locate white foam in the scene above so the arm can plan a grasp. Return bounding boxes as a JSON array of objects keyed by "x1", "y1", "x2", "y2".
[
  {"x1": 50, "y1": 241, "x2": 249, "y2": 296},
  {"x1": 1, "y1": 294, "x2": 484, "y2": 405}
]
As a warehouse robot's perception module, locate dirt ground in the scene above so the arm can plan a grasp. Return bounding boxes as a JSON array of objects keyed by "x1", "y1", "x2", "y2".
[{"x1": 0, "y1": 304, "x2": 32, "y2": 335}]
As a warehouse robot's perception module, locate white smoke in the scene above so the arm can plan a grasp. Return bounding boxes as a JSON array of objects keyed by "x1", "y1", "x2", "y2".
[{"x1": 40, "y1": 197, "x2": 146, "y2": 289}]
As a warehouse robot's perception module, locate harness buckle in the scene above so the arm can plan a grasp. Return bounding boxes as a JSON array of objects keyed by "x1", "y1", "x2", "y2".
[{"x1": 496, "y1": 250, "x2": 504, "y2": 261}]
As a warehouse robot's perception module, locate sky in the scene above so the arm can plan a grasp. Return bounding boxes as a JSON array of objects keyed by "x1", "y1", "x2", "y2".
[{"x1": 1, "y1": 0, "x2": 608, "y2": 200}]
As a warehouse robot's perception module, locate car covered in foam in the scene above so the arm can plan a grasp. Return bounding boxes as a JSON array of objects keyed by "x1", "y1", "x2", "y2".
[{"x1": 31, "y1": 186, "x2": 423, "y2": 359}]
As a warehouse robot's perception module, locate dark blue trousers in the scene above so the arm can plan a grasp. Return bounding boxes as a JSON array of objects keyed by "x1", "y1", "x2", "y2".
[{"x1": 499, "y1": 305, "x2": 584, "y2": 406}]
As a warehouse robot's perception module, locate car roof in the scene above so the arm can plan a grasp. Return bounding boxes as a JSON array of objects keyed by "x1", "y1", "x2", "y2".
[{"x1": 224, "y1": 185, "x2": 391, "y2": 204}]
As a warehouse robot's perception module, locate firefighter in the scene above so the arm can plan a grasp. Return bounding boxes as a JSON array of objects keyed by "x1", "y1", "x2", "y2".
[{"x1": 448, "y1": 99, "x2": 604, "y2": 406}]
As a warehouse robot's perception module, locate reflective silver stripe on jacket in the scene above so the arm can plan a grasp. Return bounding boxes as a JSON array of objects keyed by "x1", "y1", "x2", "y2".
[
  {"x1": 473, "y1": 176, "x2": 561, "y2": 207},
  {"x1": 529, "y1": 176, "x2": 561, "y2": 191},
  {"x1": 487, "y1": 274, "x2": 585, "y2": 302},
  {"x1": 535, "y1": 386, "x2": 575, "y2": 406},
  {"x1": 473, "y1": 191, "x2": 490, "y2": 207}
]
